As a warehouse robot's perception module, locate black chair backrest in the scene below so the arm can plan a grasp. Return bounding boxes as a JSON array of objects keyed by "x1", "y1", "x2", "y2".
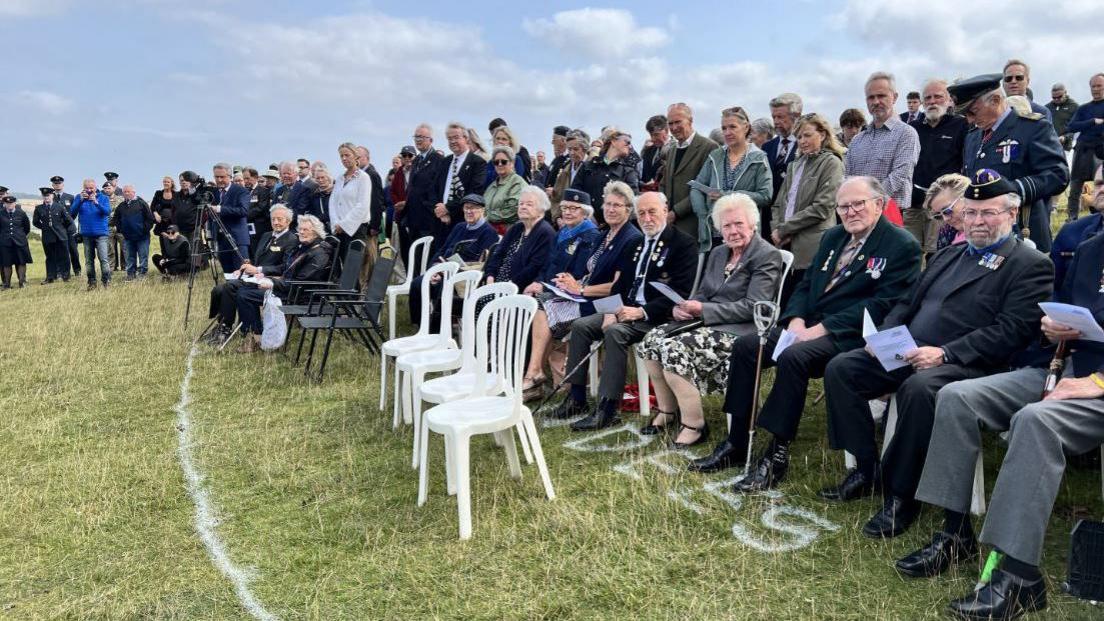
[
  {"x1": 338, "y1": 239, "x2": 366, "y2": 290},
  {"x1": 323, "y1": 234, "x2": 342, "y2": 281},
  {"x1": 363, "y1": 247, "x2": 396, "y2": 322}
]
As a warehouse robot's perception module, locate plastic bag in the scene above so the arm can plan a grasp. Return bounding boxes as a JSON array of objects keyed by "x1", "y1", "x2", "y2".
[{"x1": 259, "y1": 291, "x2": 287, "y2": 351}]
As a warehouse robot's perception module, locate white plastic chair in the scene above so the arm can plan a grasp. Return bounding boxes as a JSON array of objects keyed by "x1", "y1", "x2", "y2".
[
  {"x1": 379, "y1": 261, "x2": 460, "y2": 427},
  {"x1": 395, "y1": 270, "x2": 483, "y2": 467},
  {"x1": 387, "y1": 235, "x2": 433, "y2": 340},
  {"x1": 418, "y1": 295, "x2": 554, "y2": 540}
]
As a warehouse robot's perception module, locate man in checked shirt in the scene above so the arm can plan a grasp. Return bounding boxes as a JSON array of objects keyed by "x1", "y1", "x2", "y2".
[{"x1": 845, "y1": 71, "x2": 921, "y2": 218}]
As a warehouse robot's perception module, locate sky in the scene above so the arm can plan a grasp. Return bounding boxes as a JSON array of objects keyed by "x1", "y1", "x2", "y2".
[{"x1": 1, "y1": 0, "x2": 1101, "y2": 196}]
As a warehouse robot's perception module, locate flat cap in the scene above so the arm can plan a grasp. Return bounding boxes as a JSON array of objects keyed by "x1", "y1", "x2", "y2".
[
  {"x1": 460, "y1": 193, "x2": 485, "y2": 207},
  {"x1": 561, "y1": 188, "x2": 591, "y2": 206},
  {"x1": 948, "y1": 73, "x2": 1003, "y2": 114},
  {"x1": 966, "y1": 168, "x2": 1019, "y2": 201}
]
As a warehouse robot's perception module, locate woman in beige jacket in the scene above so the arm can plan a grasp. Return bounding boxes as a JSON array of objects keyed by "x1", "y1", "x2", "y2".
[{"x1": 770, "y1": 113, "x2": 845, "y2": 301}]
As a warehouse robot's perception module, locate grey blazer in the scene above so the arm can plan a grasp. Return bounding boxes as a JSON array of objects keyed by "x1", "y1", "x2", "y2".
[{"x1": 693, "y1": 235, "x2": 783, "y2": 335}]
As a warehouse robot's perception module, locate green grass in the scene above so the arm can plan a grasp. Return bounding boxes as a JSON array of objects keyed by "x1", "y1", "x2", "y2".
[{"x1": 1, "y1": 229, "x2": 1101, "y2": 620}]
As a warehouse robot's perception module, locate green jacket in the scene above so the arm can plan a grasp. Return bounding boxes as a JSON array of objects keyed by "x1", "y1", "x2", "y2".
[
  {"x1": 483, "y1": 173, "x2": 526, "y2": 225},
  {"x1": 771, "y1": 149, "x2": 843, "y2": 269},
  {"x1": 783, "y1": 215, "x2": 921, "y2": 351}
]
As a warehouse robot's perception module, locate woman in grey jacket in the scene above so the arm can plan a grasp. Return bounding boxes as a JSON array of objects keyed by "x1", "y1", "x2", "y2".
[
  {"x1": 690, "y1": 106, "x2": 774, "y2": 253},
  {"x1": 638, "y1": 194, "x2": 782, "y2": 447},
  {"x1": 769, "y1": 113, "x2": 844, "y2": 302}
]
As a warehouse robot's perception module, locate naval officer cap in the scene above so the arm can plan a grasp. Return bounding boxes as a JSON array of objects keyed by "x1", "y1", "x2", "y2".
[
  {"x1": 2, "y1": 196, "x2": 16, "y2": 204},
  {"x1": 561, "y1": 188, "x2": 591, "y2": 206},
  {"x1": 0, "y1": 186, "x2": 8, "y2": 194},
  {"x1": 50, "y1": 175, "x2": 64, "y2": 184},
  {"x1": 460, "y1": 193, "x2": 486, "y2": 207},
  {"x1": 966, "y1": 169, "x2": 1019, "y2": 201},
  {"x1": 103, "y1": 171, "x2": 119, "y2": 181},
  {"x1": 947, "y1": 73, "x2": 1003, "y2": 114},
  {"x1": 39, "y1": 187, "x2": 55, "y2": 196}
]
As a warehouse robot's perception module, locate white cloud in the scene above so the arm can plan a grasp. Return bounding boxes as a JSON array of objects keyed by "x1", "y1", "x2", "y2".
[
  {"x1": 0, "y1": 0, "x2": 72, "y2": 16},
  {"x1": 10, "y1": 90, "x2": 74, "y2": 115},
  {"x1": 522, "y1": 8, "x2": 669, "y2": 59}
]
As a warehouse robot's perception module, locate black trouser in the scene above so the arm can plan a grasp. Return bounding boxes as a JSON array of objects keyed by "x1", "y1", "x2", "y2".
[
  {"x1": 399, "y1": 224, "x2": 434, "y2": 278},
  {"x1": 68, "y1": 236, "x2": 82, "y2": 274},
  {"x1": 335, "y1": 223, "x2": 369, "y2": 275},
  {"x1": 42, "y1": 240, "x2": 70, "y2": 280},
  {"x1": 407, "y1": 273, "x2": 443, "y2": 329},
  {"x1": 209, "y1": 280, "x2": 246, "y2": 326},
  {"x1": 723, "y1": 327, "x2": 840, "y2": 451},
  {"x1": 823, "y1": 348, "x2": 985, "y2": 498}
]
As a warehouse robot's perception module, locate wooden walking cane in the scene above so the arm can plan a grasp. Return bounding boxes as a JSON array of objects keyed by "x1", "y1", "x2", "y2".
[
  {"x1": 744, "y1": 300, "x2": 780, "y2": 475},
  {"x1": 1041, "y1": 339, "x2": 1069, "y2": 399}
]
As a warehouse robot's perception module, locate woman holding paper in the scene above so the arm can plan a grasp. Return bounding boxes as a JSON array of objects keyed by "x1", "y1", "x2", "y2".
[
  {"x1": 689, "y1": 106, "x2": 774, "y2": 253},
  {"x1": 637, "y1": 194, "x2": 782, "y2": 446},
  {"x1": 521, "y1": 182, "x2": 642, "y2": 392}
]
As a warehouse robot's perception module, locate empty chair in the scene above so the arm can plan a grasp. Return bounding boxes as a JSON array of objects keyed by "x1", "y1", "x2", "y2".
[
  {"x1": 379, "y1": 261, "x2": 459, "y2": 427},
  {"x1": 387, "y1": 235, "x2": 433, "y2": 340},
  {"x1": 418, "y1": 294, "x2": 554, "y2": 540}
]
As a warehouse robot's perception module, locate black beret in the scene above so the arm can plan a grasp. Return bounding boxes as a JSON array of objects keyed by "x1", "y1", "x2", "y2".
[
  {"x1": 562, "y1": 188, "x2": 591, "y2": 206},
  {"x1": 553, "y1": 125, "x2": 570, "y2": 137},
  {"x1": 948, "y1": 73, "x2": 1003, "y2": 114},
  {"x1": 965, "y1": 169, "x2": 1019, "y2": 201},
  {"x1": 50, "y1": 175, "x2": 64, "y2": 184},
  {"x1": 39, "y1": 187, "x2": 55, "y2": 196},
  {"x1": 104, "y1": 171, "x2": 119, "y2": 180},
  {"x1": 461, "y1": 193, "x2": 485, "y2": 207}
]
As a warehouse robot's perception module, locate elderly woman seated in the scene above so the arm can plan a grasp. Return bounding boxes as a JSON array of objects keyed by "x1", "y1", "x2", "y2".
[
  {"x1": 232, "y1": 214, "x2": 334, "y2": 353},
  {"x1": 638, "y1": 194, "x2": 782, "y2": 447},
  {"x1": 925, "y1": 173, "x2": 970, "y2": 254},
  {"x1": 408, "y1": 193, "x2": 499, "y2": 327},
  {"x1": 520, "y1": 183, "x2": 643, "y2": 391},
  {"x1": 482, "y1": 185, "x2": 556, "y2": 292}
]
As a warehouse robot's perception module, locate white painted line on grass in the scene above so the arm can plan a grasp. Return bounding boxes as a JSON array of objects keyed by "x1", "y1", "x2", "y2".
[{"x1": 175, "y1": 345, "x2": 279, "y2": 621}]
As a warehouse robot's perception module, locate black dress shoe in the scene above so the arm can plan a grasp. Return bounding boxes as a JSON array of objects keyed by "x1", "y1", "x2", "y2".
[
  {"x1": 896, "y1": 531, "x2": 978, "y2": 578},
  {"x1": 672, "y1": 421, "x2": 708, "y2": 449},
  {"x1": 948, "y1": 568, "x2": 1047, "y2": 620},
  {"x1": 548, "y1": 397, "x2": 589, "y2": 420},
  {"x1": 734, "y1": 444, "x2": 790, "y2": 493},
  {"x1": 640, "y1": 410, "x2": 677, "y2": 435},
  {"x1": 570, "y1": 399, "x2": 621, "y2": 431},
  {"x1": 41, "y1": 279, "x2": 54, "y2": 285},
  {"x1": 687, "y1": 440, "x2": 747, "y2": 473},
  {"x1": 818, "y1": 466, "x2": 881, "y2": 501},
  {"x1": 862, "y1": 495, "x2": 921, "y2": 539}
]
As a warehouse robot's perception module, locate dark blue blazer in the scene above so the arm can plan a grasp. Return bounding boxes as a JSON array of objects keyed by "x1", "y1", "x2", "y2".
[
  {"x1": 573, "y1": 223, "x2": 643, "y2": 315},
  {"x1": 402, "y1": 150, "x2": 445, "y2": 233},
  {"x1": 762, "y1": 135, "x2": 797, "y2": 198},
  {"x1": 483, "y1": 220, "x2": 555, "y2": 291},
  {"x1": 1050, "y1": 213, "x2": 1104, "y2": 287},
  {"x1": 431, "y1": 220, "x2": 499, "y2": 264},
  {"x1": 539, "y1": 225, "x2": 603, "y2": 283},
  {"x1": 211, "y1": 184, "x2": 251, "y2": 246}
]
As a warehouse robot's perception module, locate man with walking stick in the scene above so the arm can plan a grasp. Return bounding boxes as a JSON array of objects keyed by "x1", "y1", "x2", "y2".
[{"x1": 689, "y1": 177, "x2": 921, "y2": 482}]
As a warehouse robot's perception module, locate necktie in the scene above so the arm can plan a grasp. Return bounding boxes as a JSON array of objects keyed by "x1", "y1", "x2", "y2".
[
  {"x1": 981, "y1": 129, "x2": 993, "y2": 144},
  {"x1": 825, "y1": 239, "x2": 861, "y2": 292},
  {"x1": 629, "y1": 238, "x2": 655, "y2": 301},
  {"x1": 448, "y1": 157, "x2": 462, "y2": 202},
  {"x1": 219, "y1": 189, "x2": 226, "y2": 204},
  {"x1": 776, "y1": 138, "x2": 789, "y2": 165}
]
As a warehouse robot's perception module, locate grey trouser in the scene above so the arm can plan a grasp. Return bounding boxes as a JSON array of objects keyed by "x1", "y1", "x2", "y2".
[
  {"x1": 915, "y1": 367, "x2": 1104, "y2": 564},
  {"x1": 902, "y1": 207, "x2": 938, "y2": 255},
  {"x1": 565, "y1": 313, "x2": 654, "y2": 402}
]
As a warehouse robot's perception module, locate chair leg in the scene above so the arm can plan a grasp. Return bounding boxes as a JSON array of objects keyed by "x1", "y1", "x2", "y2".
[
  {"x1": 315, "y1": 327, "x2": 336, "y2": 382},
  {"x1": 417, "y1": 418, "x2": 432, "y2": 507},
  {"x1": 294, "y1": 323, "x2": 308, "y2": 365},
  {"x1": 522, "y1": 415, "x2": 555, "y2": 500},
  {"x1": 844, "y1": 452, "x2": 856, "y2": 470},
  {"x1": 588, "y1": 351, "x2": 599, "y2": 398},
  {"x1": 499, "y1": 430, "x2": 522, "y2": 479},
  {"x1": 401, "y1": 371, "x2": 414, "y2": 425},
  {"x1": 453, "y1": 433, "x2": 472, "y2": 540},
  {"x1": 514, "y1": 422, "x2": 533, "y2": 465},
  {"x1": 388, "y1": 293, "x2": 396, "y2": 340},
  {"x1": 635, "y1": 347, "x2": 650, "y2": 420},
  {"x1": 880, "y1": 396, "x2": 899, "y2": 459},
  {"x1": 392, "y1": 363, "x2": 401, "y2": 429},
  {"x1": 971, "y1": 452, "x2": 987, "y2": 516},
  {"x1": 410, "y1": 371, "x2": 426, "y2": 470},
  {"x1": 380, "y1": 354, "x2": 388, "y2": 412},
  {"x1": 304, "y1": 326, "x2": 321, "y2": 376},
  {"x1": 445, "y1": 435, "x2": 456, "y2": 496}
]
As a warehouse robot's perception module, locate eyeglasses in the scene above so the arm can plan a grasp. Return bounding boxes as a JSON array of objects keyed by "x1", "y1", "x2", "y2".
[
  {"x1": 462, "y1": 205, "x2": 483, "y2": 211},
  {"x1": 412, "y1": 135, "x2": 430, "y2": 141},
  {"x1": 962, "y1": 208, "x2": 1011, "y2": 221},
  {"x1": 560, "y1": 204, "x2": 584, "y2": 212},
  {"x1": 1003, "y1": 75, "x2": 1026, "y2": 83},
  {"x1": 401, "y1": 153, "x2": 414, "y2": 158},
  {"x1": 933, "y1": 197, "x2": 960, "y2": 219},
  {"x1": 835, "y1": 198, "x2": 874, "y2": 214},
  {"x1": 603, "y1": 201, "x2": 627, "y2": 209},
  {"x1": 493, "y1": 159, "x2": 510, "y2": 165}
]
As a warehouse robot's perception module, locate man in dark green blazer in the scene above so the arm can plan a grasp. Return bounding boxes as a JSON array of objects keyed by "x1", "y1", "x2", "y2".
[
  {"x1": 690, "y1": 176, "x2": 921, "y2": 479},
  {"x1": 661, "y1": 103, "x2": 718, "y2": 239}
]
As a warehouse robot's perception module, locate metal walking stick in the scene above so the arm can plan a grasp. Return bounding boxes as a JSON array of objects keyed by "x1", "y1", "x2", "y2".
[
  {"x1": 532, "y1": 342, "x2": 603, "y2": 417},
  {"x1": 745, "y1": 300, "x2": 779, "y2": 475}
]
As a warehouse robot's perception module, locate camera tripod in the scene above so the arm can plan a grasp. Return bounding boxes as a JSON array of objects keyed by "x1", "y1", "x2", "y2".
[{"x1": 183, "y1": 199, "x2": 248, "y2": 338}]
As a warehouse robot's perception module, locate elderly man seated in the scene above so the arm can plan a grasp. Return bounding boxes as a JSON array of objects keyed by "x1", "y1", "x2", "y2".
[
  {"x1": 692, "y1": 176, "x2": 921, "y2": 480},
  {"x1": 231, "y1": 214, "x2": 333, "y2": 353},
  {"x1": 206, "y1": 204, "x2": 299, "y2": 345},
  {"x1": 407, "y1": 193, "x2": 499, "y2": 328},
  {"x1": 822, "y1": 169, "x2": 1053, "y2": 539},
  {"x1": 894, "y1": 183, "x2": 1104, "y2": 619},
  {"x1": 551, "y1": 191, "x2": 697, "y2": 430}
]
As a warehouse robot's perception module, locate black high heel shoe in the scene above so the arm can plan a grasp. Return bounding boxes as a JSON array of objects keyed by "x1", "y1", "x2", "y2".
[
  {"x1": 640, "y1": 410, "x2": 678, "y2": 435},
  {"x1": 672, "y1": 421, "x2": 709, "y2": 448}
]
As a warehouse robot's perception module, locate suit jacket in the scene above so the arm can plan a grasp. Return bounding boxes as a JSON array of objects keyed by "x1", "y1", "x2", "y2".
[
  {"x1": 402, "y1": 149, "x2": 445, "y2": 233},
  {"x1": 662, "y1": 133, "x2": 718, "y2": 238},
  {"x1": 211, "y1": 184, "x2": 251, "y2": 246},
  {"x1": 691, "y1": 235, "x2": 782, "y2": 335},
  {"x1": 784, "y1": 216, "x2": 921, "y2": 351},
  {"x1": 899, "y1": 110, "x2": 922, "y2": 124},
  {"x1": 882, "y1": 236, "x2": 1053, "y2": 369},
  {"x1": 433, "y1": 151, "x2": 488, "y2": 226},
  {"x1": 640, "y1": 142, "x2": 668, "y2": 185},
  {"x1": 33, "y1": 201, "x2": 72, "y2": 243},
  {"x1": 364, "y1": 166, "x2": 385, "y2": 235},
  {"x1": 248, "y1": 184, "x2": 274, "y2": 237},
  {"x1": 0, "y1": 208, "x2": 31, "y2": 248},
  {"x1": 1047, "y1": 231, "x2": 1104, "y2": 375},
  {"x1": 610, "y1": 224, "x2": 698, "y2": 324},
  {"x1": 961, "y1": 109, "x2": 1069, "y2": 250},
  {"x1": 483, "y1": 220, "x2": 556, "y2": 292},
  {"x1": 762, "y1": 134, "x2": 799, "y2": 199},
  {"x1": 1051, "y1": 212, "x2": 1104, "y2": 286},
  {"x1": 251, "y1": 229, "x2": 299, "y2": 274}
]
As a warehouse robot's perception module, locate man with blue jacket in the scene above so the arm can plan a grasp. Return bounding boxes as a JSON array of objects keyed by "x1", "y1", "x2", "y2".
[
  {"x1": 209, "y1": 163, "x2": 251, "y2": 272},
  {"x1": 70, "y1": 178, "x2": 113, "y2": 289},
  {"x1": 110, "y1": 185, "x2": 155, "y2": 280}
]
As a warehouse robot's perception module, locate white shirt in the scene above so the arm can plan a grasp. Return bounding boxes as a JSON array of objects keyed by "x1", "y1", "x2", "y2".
[
  {"x1": 330, "y1": 168, "x2": 372, "y2": 235},
  {"x1": 675, "y1": 132, "x2": 698, "y2": 149},
  {"x1": 441, "y1": 150, "x2": 470, "y2": 204},
  {"x1": 633, "y1": 226, "x2": 666, "y2": 304}
]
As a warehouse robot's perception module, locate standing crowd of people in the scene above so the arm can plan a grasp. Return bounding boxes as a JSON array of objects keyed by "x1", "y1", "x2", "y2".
[{"x1": 4, "y1": 62, "x2": 1104, "y2": 621}]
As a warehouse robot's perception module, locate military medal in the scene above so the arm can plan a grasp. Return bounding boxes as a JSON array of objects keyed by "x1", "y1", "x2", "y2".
[
  {"x1": 656, "y1": 247, "x2": 669, "y2": 267},
  {"x1": 865, "y1": 257, "x2": 886, "y2": 280},
  {"x1": 821, "y1": 249, "x2": 835, "y2": 272},
  {"x1": 978, "y1": 252, "x2": 1004, "y2": 270}
]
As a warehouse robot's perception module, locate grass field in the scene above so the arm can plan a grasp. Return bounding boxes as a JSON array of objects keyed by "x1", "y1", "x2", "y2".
[{"x1": 1, "y1": 234, "x2": 1102, "y2": 620}]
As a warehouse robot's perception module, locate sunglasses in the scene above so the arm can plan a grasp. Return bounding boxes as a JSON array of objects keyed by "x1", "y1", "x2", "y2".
[
  {"x1": 933, "y1": 197, "x2": 960, "y2": 219},
  {"x1": 493, "y1": 159, "x2": 510, "y2": 165},
  {"x1": 1003, "y1": 75, "x2": 1026, "y2": 82}
]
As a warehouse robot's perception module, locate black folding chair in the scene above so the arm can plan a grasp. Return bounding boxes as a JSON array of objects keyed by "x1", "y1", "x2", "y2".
[
  {"x1": 283, "y1": 239, "x2": 366, "y2": 352},
  {"x1": 297, "y1": 248, "x2": 395, "y2": 381}
]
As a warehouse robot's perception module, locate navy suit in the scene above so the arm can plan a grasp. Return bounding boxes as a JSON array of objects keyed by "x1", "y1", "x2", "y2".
[
  {"x1": 210, "y1": 184, "x2": 251, "y2": 272},
  {"x1": 961, "y1": 109, "x2": 1069, "y2": 253},
  {"x1": 431, "y1": 152, "x2": 487, "y2": 243},
  {"x1": 761, "y1": 135, "x2": 798, "y2": 238},
  {"x1": 400, "y1": 149, "x2": 446, "y2": 265},
  {"x1": 1050, "y1": 213, "x2": 1104, "y2": 287}
]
